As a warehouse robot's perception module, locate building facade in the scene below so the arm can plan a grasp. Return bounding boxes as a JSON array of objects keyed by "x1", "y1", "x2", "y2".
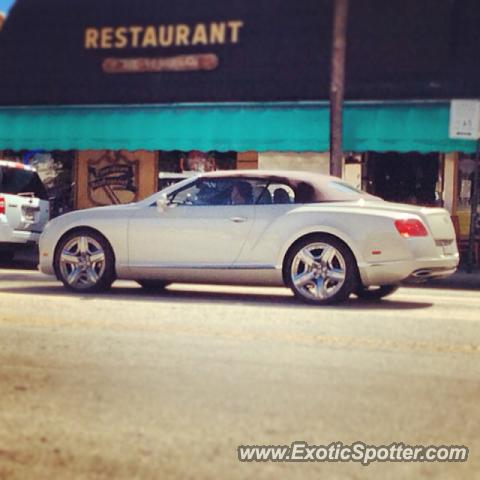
[{"x1": 0, "y1": 0, "x2": 479, "y2": 242}]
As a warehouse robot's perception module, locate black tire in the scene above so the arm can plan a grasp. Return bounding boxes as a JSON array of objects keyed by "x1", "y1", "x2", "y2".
[
  {"x1": 355, "y1": 285, "x2": 399, "y2": 300},
  {"x1": 136, "y1": 279, "x2": 170, "y2": 291},
  {"x1": 54, "y1": 229, "x2": 115, "y2": 293},
  {"x1": 285, "y1": 234, "x2": 357, "y2": 305},
  {"x1": 0, "y1": 250, "x2": 15, "y2": 263}
]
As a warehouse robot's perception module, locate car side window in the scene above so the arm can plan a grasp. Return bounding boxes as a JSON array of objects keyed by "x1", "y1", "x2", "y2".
[{"x1": 170, "y1": 178, "x2": 265, "y2": 206}]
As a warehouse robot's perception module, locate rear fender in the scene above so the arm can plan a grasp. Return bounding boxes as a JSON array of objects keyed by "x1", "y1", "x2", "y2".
[{"x1": 277, "y1": 226, "x2": 365, "y2": 269}]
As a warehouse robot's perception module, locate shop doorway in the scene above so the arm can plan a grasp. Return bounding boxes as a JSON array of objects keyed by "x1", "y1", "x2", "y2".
[{"x1": 364, "y1": 152, "x2": 441, "y2": 205}]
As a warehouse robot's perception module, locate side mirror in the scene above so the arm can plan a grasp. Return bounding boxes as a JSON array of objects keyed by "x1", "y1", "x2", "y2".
[{"x1": 156, "y1": 194, "x2": 170, "y2": 212}]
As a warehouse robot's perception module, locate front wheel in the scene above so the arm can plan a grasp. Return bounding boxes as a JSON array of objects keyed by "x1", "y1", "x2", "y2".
[
  {"x1": 355, "y1": 285, "x2": 399, "y2": 300},
  {"x1": 54, "y1": 229, "x2": 115, "y2": 293},
  {"x1": 285, "y1": 235, "x2": 357, "y2": 305}
]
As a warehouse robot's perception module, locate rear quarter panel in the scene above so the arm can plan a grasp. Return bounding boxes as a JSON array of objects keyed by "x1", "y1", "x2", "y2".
[{"x1": 240, "y1": 204, "x2": 421, "y2": 269}]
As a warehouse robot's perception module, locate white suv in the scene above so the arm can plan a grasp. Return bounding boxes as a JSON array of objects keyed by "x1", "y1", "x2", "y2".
[{"x1": 0, "y1": 160, "x2": 50, "y2": 261}]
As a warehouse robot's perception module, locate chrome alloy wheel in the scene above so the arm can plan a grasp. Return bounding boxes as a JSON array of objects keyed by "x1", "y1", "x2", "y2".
[
  {"x1": 59, "y1": 235, "x2": 106, "y2": 289},
  {"x1": 290, "y1": 242, "x2": 347, "y2": 301}
]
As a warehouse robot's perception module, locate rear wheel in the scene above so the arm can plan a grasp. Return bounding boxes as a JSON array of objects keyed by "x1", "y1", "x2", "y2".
[
  {"x1": 54, "y1": 229, "x2": 115, "y2": 293},
  {"x1": 136, "y1": 280, "x2": 170, "y2": 291},
  {"x1": 355, "y1": 285, "x2": 399, "y2": 300},
  {"x1": 285, "y1": 235, "x2": 357, "y2": 305}
]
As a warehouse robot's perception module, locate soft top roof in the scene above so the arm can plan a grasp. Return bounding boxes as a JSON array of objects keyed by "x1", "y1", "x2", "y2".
[
  {"x1": 200, "y1": 169, "x2": 330, "y2": 181},
  {"x1": 197, "y1": 169, "x2": 379, "y2": 202}
]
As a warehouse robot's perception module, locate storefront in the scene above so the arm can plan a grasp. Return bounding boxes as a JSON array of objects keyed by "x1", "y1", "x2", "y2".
[
  {"x1": 362, "y1": 152, "x2": 441, "y2": 205},
  {"x1": 0, "y1": 0, "x2": 479, "y2": 235}
]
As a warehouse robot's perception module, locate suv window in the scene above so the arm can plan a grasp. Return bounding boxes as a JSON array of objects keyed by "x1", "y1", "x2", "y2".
[{"x1": 0, "y1": 166, "x2": 48, "y2": 200}]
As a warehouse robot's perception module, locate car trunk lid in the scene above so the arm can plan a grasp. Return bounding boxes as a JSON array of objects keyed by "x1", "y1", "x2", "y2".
[{"x1": 362, "y1": 200, "x2": 457, "y2": 254}]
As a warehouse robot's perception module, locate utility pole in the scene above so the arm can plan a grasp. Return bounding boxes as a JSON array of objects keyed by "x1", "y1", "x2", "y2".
[{"x1": 329, "y1": 0, "x2": 349, "y2": 178}]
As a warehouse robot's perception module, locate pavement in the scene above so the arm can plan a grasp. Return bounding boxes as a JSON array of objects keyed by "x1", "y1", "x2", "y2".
[{"x1": 0, "y1": 270, "x2": 479, "y2": 479}]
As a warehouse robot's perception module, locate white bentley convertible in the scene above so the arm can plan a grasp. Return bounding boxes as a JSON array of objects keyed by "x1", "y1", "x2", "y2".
[{"x1": 39, "y1": 170, "x2": 459, "y2": 304}]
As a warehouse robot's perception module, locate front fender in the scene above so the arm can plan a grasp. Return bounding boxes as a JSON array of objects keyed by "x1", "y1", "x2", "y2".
[{"x1": 38, "y1": 209, "x2": 133, "y2": 276}]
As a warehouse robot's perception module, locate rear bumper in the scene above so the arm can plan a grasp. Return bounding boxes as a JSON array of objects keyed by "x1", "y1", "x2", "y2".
[
  {"x1": 0, "y1": 222, "x2": 41, "y2": 246},
  {"x1": 358, "y1": 254, "x2": 459, "y2": 286}
]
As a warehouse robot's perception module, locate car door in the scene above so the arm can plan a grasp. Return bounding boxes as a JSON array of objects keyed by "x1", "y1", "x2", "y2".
[
  {"x1": 128, "y1": 177, "x2": 257, "y2": 270},
  {"x1": 236, "y1": 181, "x2": 298, "y2": 266}
]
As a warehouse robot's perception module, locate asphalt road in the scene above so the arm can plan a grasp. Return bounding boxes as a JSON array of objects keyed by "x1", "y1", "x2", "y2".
[{"x1": 0, "y1": 269, "x2": 479, "y2": 480}]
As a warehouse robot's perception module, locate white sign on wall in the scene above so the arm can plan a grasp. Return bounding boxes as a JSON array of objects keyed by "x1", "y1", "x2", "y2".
[{"x1": 449, "y1": 100, "x2": 480, "y2": 140}]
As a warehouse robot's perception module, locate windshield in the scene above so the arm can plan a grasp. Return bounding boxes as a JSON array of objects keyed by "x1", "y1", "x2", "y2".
[
  {"x1": 0, "y1": 166, "x2": 48, "y2": 200},
  {"x1": 141, "y1": 175, "x2": 198, "y2": 205},
  {"x1": 327, "y1": 180, "x2": 365, "y2": 195}
]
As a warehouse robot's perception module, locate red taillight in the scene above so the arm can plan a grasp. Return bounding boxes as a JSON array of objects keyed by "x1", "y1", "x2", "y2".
[
  {"x1": 0, "y1": 196, "x2": 5, "y2": 215},
  {"x1": 394, "y1": 218, "x2": 428, "y2": 237}
]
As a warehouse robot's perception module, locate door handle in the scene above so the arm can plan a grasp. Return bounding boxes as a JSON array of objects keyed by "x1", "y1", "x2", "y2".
[{"x1": 229, "y1": 216, "x2": 247, "y2": 223}]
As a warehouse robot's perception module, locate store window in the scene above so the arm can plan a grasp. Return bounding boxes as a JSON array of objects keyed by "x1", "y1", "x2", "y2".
[
  {"x1": 456, "y1": 153, "x2": 480, "y2": 237},
  {"x1": 364, "y1": 152, "x2": 442, "y2": 206}
]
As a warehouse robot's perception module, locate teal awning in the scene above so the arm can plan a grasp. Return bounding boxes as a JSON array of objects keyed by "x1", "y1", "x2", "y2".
[{"x1": 0, "y1": 101, "x2": 476, "y2": 153}]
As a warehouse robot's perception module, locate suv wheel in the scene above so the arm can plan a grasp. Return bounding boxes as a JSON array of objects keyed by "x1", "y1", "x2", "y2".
[{"x1": 0, "y1": 250, "x2": 14, "y2": 263}]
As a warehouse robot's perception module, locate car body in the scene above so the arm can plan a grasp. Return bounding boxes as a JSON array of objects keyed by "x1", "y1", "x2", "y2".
[
  {"x1": 39, "y1": 170, "x2": 459, "y2": 304},
  {"x1": 0, "y1": 160, "x2": 50, "y2": 259}
]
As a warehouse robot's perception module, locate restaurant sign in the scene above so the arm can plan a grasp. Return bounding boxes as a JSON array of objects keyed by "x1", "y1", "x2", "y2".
[
  {"x1": 0, "y1": 0, "x2": 329, "y2": 105},
  {"x1": 0, "y1": 0, "x2": 479, "y2": 105},
  {"x1": 86, "y1": 20, "x2": 243, "y2": 74}
]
